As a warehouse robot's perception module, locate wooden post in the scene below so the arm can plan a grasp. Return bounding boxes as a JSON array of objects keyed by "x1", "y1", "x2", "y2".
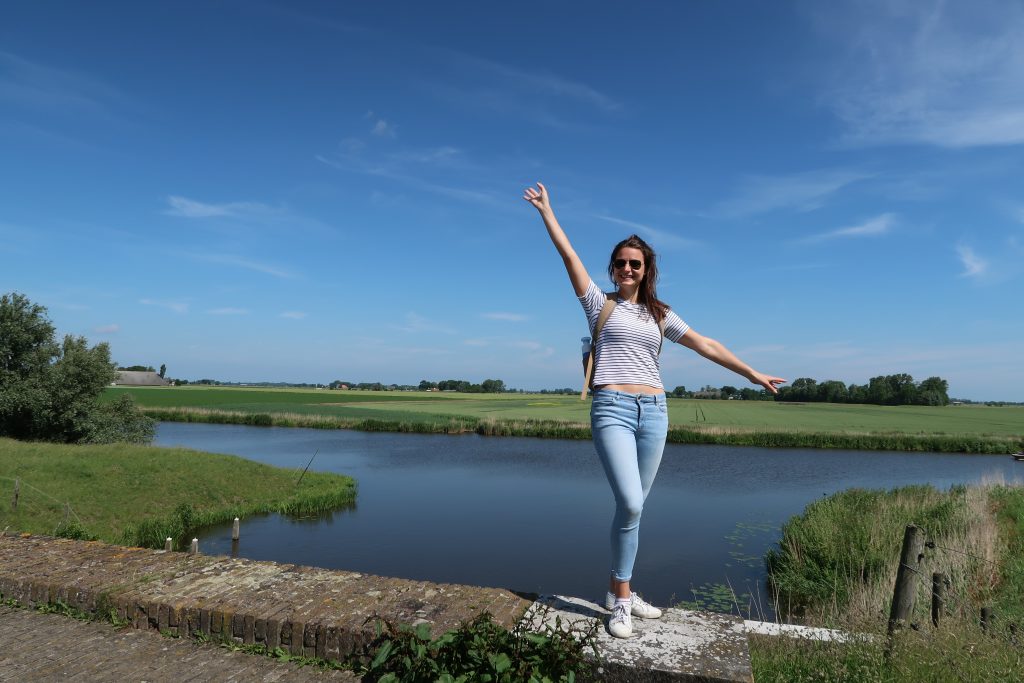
[
  {"x1": 888, "y1": 525, "x2": 925, "y2": 636},
  {"x1": 165, "y1": 537, "x2": 173, "y2": 551},
  {"x1": 931, "y1": 572, "x2": 946, "y2": 628},
  {"x1": 11, "y1": 478, "x2": 19, "y2": 511},
  {"x1": 189, "y1": 538, "x2": 198, "y2": 555},
  {"x1": 981, "y1": 607, "x2": 992, "y2": 633},
  {"x1": 232, "y1": 518, "x2": 240, "y2": 541}
]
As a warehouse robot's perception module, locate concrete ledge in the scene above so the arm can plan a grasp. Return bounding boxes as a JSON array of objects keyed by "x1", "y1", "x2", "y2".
[
  {"x1": 0, "y1": 535, "x2": 754, "y2": 681},
  {"x1": 0, "y1": 534, "x2": 533, "y2": 662},
  {"x1": 528, "y1": 595, "x2": 753, "y2": 682}
]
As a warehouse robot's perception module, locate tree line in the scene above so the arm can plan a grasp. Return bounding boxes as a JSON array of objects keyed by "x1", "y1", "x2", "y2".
[{"x1": 775, "y1": 374, "x2": 950, "y2": 406}]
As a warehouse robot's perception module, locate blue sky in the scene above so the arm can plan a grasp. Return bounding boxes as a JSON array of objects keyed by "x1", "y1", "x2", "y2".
[{"x1": 2, "y1": 1, "x2": 1022, "y2": 400}]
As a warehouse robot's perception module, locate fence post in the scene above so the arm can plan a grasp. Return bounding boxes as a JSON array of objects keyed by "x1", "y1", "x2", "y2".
[
  {"x1": 12, "y1": 478, "x2": 19, "y2": 511},
  {"x1": 189, "y1": 538, "x2": 198, "y2": 555},
  {"x1": 981, "y1": 607, "x2": 993, "y2": 633},
  {"x1": 888, "y1": 525, "x2": 925, "y2": 636},
  {"x1": 165, "y1": 537, "x2": 172, "y2": 551},
  {"x1": 232, "y1": 518, "x2": 240, "y2": 541},
  {"x1": 931, "y1": 572, "x2": 946, "y2": 628}
]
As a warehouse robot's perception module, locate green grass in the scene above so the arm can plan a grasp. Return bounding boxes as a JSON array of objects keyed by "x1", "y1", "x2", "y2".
[
  {"x1": 104, "y1": 386, "x2": 1024, "y2": 453},
  {"x1": 751, "y1": 482, "x2": 1024, "y2": 682},
  {"x1": 0, "y1": 437, "x2": 356, "y2": 548}
]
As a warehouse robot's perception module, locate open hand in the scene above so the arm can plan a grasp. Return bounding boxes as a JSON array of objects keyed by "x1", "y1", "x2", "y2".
[
  {"x1": 523, "y1": 182, "x2": 551, "y2": 213},
  {"x1": 751, "y1": 372, "x2": 787, "y2": 395}
]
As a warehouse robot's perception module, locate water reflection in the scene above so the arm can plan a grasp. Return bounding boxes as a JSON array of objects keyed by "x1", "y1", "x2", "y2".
[{"x1": 156, "y1": 422, "x2": 1020, "y2": 616}]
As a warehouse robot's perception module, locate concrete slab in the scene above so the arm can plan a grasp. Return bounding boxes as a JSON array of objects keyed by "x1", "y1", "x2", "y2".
[{"x1": 526, "y1": 595, "x2": 753, "y2": 683}]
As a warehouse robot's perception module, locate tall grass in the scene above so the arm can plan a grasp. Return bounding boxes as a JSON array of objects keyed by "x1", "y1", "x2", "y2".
[{"x1": 752, "y1": 481, "x2": 1024, "y2": 682}]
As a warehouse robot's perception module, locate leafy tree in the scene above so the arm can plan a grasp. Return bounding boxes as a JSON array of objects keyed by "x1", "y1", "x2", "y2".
[
  {"x1": 119, "y1": 365, "x2": 155, "y2": 372},
  {"x1": 159, "y1": 363, "x2": 166, "y2": 378},
  {"x1": 0, "y1": 292, "x2": 154, "y2": 444},
  {"x1": 481, "y1": 379, "x2": 505, "y2": 393}
]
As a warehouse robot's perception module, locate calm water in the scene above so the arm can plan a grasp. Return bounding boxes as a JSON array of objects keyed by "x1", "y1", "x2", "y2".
[{"x1": 156, "y1": 423, "x2": 1021, "y2": 614}]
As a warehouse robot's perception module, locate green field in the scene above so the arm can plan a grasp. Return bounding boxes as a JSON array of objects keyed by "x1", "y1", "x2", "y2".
[{"x1": 104, "y1": 386, "x2": 1024, "y2": 453}]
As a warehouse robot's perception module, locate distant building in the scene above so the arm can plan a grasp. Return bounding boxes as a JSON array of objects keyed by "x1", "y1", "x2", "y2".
[{"x1": 113, "y1": 371, "x2": 170, "y2": 386}]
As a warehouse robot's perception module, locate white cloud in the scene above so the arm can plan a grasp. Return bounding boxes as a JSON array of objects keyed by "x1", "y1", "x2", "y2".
[
  {"x1": 815, "y1": 0, "x2": 1024, "y2": 148},
  {"x1": 207, "y1": 307, "x2": 248, "y2": 315},
  {"x1": 482, "y1": 312, "x2": 527, "y2": 322},
  {"x1": 93, "y1": 324, "x2": 120, "y2": 334},
  {"x1": 798, "y1": 213, "x2": 896, "y2": 244},
  {"x1": 166, "y1": 195, "x2": 278, "y2": 219},
  {"x1": 593, "y1": 215, "x2": 703, "y2": 250},
  {"x1": 140, "y1": 298, "x2": 188, "y2": 314},
  {"x1": 394, "y1": 312, "x2": 455, "y2": 335},
  {"x1": 371, "y1": 119, "x2": 395, "y2": 138},
  {"x1": 956, "y1": 245, "x2": 988, "y2": 279},
  {"x1": 710, "y1": 169, "x2": 870, "y2": 218},
  {"x1": 187, "y1": 252, "x2": 294, "y2": 279},
  {"x1": 281, "y1": 311, "x2": 307, "y2": 319},
  {"x1": 0, "y1": 50, "x2": 128, "y2": 116}
]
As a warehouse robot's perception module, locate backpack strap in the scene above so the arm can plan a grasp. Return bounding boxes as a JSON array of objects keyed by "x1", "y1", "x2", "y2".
[{"x1": 581, "y1": 294, "x2": 617, "y2": 400}]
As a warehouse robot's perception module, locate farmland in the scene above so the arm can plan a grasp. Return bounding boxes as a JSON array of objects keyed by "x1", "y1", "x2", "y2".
[{"x1": 104, "y1": 386, "x2": 1024, "y2": 453}]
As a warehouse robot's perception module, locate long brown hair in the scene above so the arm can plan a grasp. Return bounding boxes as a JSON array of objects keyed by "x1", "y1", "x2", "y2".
[{"x1": 607, "y1": 234, "x2": 668, "y2": 324}]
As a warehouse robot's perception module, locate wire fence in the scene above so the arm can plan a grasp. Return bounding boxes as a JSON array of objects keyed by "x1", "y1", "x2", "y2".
[{"x1": 1, "y1": 475, "x2": 88, "y2": 538}]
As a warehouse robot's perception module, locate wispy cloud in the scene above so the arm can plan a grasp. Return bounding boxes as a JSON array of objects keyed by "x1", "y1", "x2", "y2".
[
  {"x1": 798, "y1": 213, "x2": 896, "y2": 244},
  {"x1": 394, "y1": 312, "x2": 456, "y2": 335},
  {"x1": 423, "y1": 48, "x2": 621, "y2": 129},
  {"x1": 366, "y1": 110, "x2": 396, "y2": 138},
  {"x1": 316, "y1": 153, "x2": 503, "y2": 207},
  {"x1": 207, "y1": 307, "x2": 249, "y2": 315},
  {"x1": 956, "y1": 245, "x2": 988, "y2": 279},
  {"x1": 593, "y1": 215, "x2": 703, "y2": 249},
  {"x1": 710, "y1": 169, "x2": 870, "y2": 218},
  {"x1": 814, "y1": 0, "x2": 1024, "y2": 148},
  {"x1": 281, "y1": 311, "x2": 307, "y2": 320},
  {"x1": 140, "y1": 298, "x2": 188, "y2": 314},
  {"x1": 93, "y1": 324, "x2": 120, "y2": 334},
  {"x1": 0, "y1": 50, "x2": 128, "y2": 116},
  {"x1": 482, "y1": 312, "x2": 528, "y2": 322},
  {"x1": 166, "y1": 195, "x2": 280, "y2": 219},
  {"x1": 508, "y1": 340, "x2": 556, "y2": 359},
  {"x1": 187, "y1": 252, "x2": 295, "y2": 279}
]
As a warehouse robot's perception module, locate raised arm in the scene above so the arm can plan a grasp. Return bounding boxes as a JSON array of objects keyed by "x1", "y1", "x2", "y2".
[
  {"x1": 677, "y1": 329, "x2": 787, "y2": 394},
  {"x1": 523, "y1": 182, "x2": 590, "y2": 296}
]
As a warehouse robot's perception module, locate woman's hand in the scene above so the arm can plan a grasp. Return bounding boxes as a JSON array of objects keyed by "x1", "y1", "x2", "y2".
[
  {"x1": 750, "y1": 372, "x2": 787, "y2": 394},
  {"x1": 523, "y1": 182, "x2": 552, "y2": 214}
]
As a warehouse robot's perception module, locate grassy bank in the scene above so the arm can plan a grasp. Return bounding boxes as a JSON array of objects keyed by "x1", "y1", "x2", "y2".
[
  {"x1": 0, "y1": 437, "x2": 356, "y2": 549},
  {"x1": 138, "y1": 404, "x2": 1022, "y2": 453},
  {"x1": 751, "y1": 481, "x2": 1024, "y2": 681}
]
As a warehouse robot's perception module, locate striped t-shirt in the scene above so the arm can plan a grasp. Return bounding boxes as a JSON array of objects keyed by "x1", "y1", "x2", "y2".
[{"x1": 579, "y1": 280, "x2": 689, "y2": 390}]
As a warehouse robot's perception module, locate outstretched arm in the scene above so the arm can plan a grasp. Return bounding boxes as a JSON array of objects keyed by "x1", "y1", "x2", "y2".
[
  {"x1": 523, "y1": 182, "x2": 590, "y2": 296},
  {"x1": 677, "y1": 330, "x2": 786, "y2": 394}
]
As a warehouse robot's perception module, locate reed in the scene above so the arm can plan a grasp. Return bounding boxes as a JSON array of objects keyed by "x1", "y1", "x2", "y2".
[
  {"x1": 752, "y1": 481, "x2": 1024, "y2": 682},
  {"x1": 142, "y1": 407, "x2": 1021, "y2": 453}
]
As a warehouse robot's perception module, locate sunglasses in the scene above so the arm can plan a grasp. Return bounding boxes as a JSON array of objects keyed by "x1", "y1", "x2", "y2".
[{"x1": 613, "y1": 259, "x2": 643, "y2": 270}]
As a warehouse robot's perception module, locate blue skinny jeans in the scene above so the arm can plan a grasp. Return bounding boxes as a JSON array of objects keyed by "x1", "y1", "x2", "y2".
[{"x1": 590, "y1": 389, "x2": 668, "y2": 583}]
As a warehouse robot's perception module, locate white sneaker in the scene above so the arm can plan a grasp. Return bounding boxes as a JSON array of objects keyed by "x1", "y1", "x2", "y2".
[
  {"x1": 608, "y1": 602, "x2": 632, "y2": 638},
  {"x1": 604, "y1": 591, "x2": 663, "y2": 619}
]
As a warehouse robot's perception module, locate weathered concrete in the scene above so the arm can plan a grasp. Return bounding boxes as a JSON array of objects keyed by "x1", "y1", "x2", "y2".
[
  {"x1": 528, "y1": 595, "x2": 753, "y2": 682},
  {"x1": 0, "y1": 605, "x2": 356, "y2": 681},
  {"x1": 0, "y1": 535, "x2": 754, "y2": 681},
  {"x1": 0, "y1": 534, "x2": 533, "y2": 663}
]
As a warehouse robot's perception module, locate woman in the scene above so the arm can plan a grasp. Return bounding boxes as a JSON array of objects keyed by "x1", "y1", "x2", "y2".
[{"x1": 523, "y1": 182, "x2": 785, "y2": 638}]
